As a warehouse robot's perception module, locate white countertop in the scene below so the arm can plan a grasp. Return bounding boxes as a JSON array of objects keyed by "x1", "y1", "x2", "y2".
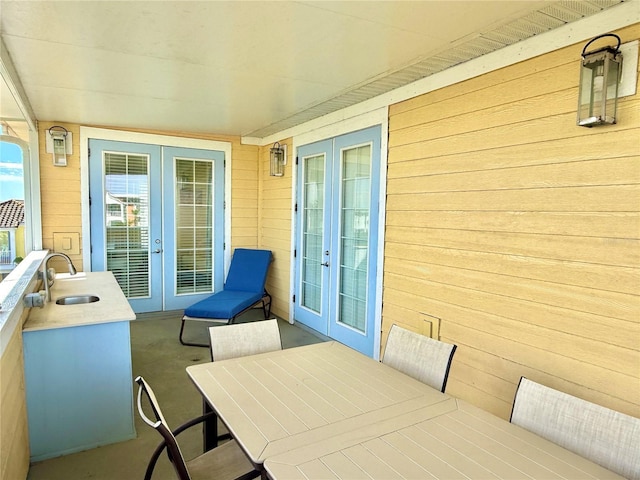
[{"x1": 23, "y1": 271, "x2": 136, "y2": 332}]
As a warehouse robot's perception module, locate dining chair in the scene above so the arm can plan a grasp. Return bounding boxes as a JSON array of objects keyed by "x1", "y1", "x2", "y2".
[
  {"x1": 209, "y1": 318, "x2": 282, "y2": 361},
  {"x1": 510, "y1": 376, "x2": 640, "y2": 480},
  {"x1": 135, "y1": 376, "x2": 259, "y2": 480},
  {"x1": 381, "y1": 324, "x2": 457, "y2": 392},
  {"x1": 204, "y1": 319, "x2": 283, "y2": 448}
]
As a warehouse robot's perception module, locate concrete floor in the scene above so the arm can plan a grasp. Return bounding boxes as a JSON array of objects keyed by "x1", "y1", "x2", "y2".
[{"x1": 26, "y1": 310, "x2": 326, "y2": 480}]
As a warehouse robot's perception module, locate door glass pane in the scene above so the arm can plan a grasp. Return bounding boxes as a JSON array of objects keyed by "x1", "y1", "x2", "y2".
[
  {"x1": 104, "y1": 152, "x2": 150, "y2": 298},
  {"x1": 338, "y1": 145, "x2": 371, "y2": 332},
  {"x1": 301, "y1": 154, "x2": 325, "y2": 313},
  {"x1": 175, "y1": 158, "x2": 213, "y2": 294}
]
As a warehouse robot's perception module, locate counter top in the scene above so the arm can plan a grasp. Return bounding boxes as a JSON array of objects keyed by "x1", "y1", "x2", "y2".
[{"x1": 23, "y1": 271, "x2": 136, "y2": 332}]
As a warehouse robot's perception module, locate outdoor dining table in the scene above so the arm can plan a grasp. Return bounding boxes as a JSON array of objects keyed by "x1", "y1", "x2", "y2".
[
  {"x1": 186, "y1": 340, "x2": 624, "y2": 479},
  {"x1": 263, "y1": 398, "x2": 625, "y2": 479},
  {"x1": 186, "y1": 341, "x2": 453, "y2": 469}
]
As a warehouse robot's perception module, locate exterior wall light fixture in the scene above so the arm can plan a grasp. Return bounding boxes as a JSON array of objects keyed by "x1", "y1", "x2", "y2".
[
  {"x1": 577, "y1": 33, "x2": 622, "y2": 127},
  {"x1": 46, "y1": 125, "x2": 72, "y2": 166},
  {"x1": 270, "y1": 142, "x2": 286, "y2": 177}
]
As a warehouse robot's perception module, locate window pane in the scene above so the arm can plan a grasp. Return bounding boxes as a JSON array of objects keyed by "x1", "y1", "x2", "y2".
[
  {"x1": 104, "y1": 152, "x2": 150, "y2": 298},
  {"x1": 175, "y1": 157, "x2": 214, "y2": 295},
  {"x1": 338, "y1": 145, "x2": 371, "y2": 332},
  {"x1": 301, "y1": 154, "x2": 325, "y2": 313},
  {"x1": 0, "y1": 139, "x2": 27, "y2": 278}
]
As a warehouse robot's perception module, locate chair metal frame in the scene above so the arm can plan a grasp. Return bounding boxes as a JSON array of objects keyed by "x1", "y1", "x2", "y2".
[{"x1": 135, "y1": 376, "x2": 258, "y2": 480}]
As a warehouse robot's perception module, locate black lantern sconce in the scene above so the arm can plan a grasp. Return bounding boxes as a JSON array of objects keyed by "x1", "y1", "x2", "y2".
[
  {"x1": 270, "y1": 142, "x2": 286, "y2": 177},
  {"x1": 577, "y1": 33, "x2": 623, "y2": 127}
]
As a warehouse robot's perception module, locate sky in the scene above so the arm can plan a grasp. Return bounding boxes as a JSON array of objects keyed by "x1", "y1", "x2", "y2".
[{"x1": 0, "y1": 139, "x2": 24, "y2": 202}]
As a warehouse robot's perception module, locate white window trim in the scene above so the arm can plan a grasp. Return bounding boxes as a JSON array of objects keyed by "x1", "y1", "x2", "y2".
[{"x1": 0, "y1": 134, "x2": 41, "y2": 254}]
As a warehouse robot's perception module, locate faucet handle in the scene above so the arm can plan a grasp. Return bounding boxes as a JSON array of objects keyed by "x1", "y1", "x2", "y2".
[
  {"x1": 41, "y1": 267, "x2": 56, "y2": 286},
  {"x1": 24, "y1": 292, "x2": 45, "y2": 309}
]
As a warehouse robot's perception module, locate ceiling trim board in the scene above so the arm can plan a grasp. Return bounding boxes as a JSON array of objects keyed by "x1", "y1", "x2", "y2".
[{"x1": 250, "y1": 0, "x2": 638, "y2": 147}]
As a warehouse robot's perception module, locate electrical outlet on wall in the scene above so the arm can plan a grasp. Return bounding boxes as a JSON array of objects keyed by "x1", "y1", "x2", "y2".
[
  {"x1": 421, "y1": 313, "x2": 441, "y2": 339},
  {"x1": 53, "y1": 232, "x2": 80, "y2": 255}
]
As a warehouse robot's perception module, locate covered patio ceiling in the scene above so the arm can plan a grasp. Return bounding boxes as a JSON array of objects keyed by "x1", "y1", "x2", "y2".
[{"x1": 0, "y1": 0, "x2": 625, "y2": 141}]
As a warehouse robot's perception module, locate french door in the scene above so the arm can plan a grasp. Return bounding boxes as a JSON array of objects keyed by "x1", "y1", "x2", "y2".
[
  {"x1": 294, "y1": 126, "x2": 381, "y2": 356},
  {"x1": 89, "y1": 140, "x2": 225, "y2": 313}
]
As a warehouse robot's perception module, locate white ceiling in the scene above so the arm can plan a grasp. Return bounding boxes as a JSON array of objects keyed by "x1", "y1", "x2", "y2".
[{"x1": 0, "y1": 0, "x2": 625, "y2": 140}]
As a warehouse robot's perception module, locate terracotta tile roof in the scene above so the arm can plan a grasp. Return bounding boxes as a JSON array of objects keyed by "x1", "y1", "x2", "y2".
[{"x1": 0, "y1": 199, "x2": 25, "y2": 228}]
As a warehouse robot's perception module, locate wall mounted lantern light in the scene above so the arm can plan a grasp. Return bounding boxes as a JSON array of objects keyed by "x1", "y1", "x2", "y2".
[
  {"x1": 270, "y1": 142, "x2": 286, "y2": 177},
  {"x1": 46, "y1": 125, "x2": 72, "y2": 166},
  {"x1": 577, "y1": 33, "x2": 623, "y2": 127}
]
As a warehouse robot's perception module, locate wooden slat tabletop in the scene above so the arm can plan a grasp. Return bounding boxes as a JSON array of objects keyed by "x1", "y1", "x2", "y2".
[
  {"x1": 186, "y1": 341, "x2": 450, "y2": 464},
  {"x1": 264, "y1": 399, "x2": 625, "y2": 479}
]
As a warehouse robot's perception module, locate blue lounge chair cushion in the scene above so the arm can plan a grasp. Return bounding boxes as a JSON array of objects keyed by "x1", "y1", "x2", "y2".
[
  {"x1": 183, "y1": 248, "x2": 272, "y2": 321},
  {"x1": 184, "y1": 290, "x2": 265, "y2": 320},
  {"x1": 224, "y1": 249, "x2": 272, "y2": 293}
]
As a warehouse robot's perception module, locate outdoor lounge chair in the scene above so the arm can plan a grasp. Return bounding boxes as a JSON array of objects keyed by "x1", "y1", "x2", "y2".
[{"x1": 179, "y1": 248, "x2": 272, "y2": 347}]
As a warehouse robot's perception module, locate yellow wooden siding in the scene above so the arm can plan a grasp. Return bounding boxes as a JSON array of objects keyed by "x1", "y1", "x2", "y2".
[
  {"x1": 230, "y1": 142, "x2": 259, "y2": 249},
  {"x1": 383, "y1": 24, "x2": 640, "y2": 420},
  {"x1": 38, "y1": 122, "x2": 84, "y2": 272},
  {"x1": 0, "y1": 314, "x2": 30, "y2": 480},
  {"x1": 258, "y1": 139, "x2": 293, "y2": 319},
  {"x1": 15, "y1": 225, "x2": 25, "y2": 259}
]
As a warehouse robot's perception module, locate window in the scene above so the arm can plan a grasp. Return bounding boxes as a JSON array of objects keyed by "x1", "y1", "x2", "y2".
[
  {"x1": 1, "y1": 51, "x2": 42, "y2": 267},
  {"x1": 0, "y1": 137, "x2": 27, "y2": 278}
]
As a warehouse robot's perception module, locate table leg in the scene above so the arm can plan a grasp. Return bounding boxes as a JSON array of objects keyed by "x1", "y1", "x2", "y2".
[{"x1": 203, "y1": 399, "x2": 219, "y2": 451}]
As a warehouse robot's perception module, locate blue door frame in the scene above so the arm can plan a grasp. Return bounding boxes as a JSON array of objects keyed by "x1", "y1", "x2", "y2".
[
  {"x1": 294, "y1": 126, "x2": 381, "y2": 356},
  {"x1": 89, "y1": 139, "x2": 224, "y2": 313}
]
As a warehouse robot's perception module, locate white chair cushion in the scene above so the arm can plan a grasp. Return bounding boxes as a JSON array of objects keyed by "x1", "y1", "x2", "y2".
[
  {"x1": 511, "y1": 377, "x2": 640, "y2": 480},
  {"x1": 210, "y1": 319, "x2": 282, "y2": 361},
  {"x1": 382, "y1": 324, "x2": 456, "y2": 392}
]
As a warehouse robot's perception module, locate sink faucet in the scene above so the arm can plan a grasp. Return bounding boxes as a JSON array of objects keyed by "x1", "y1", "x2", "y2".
[{"x1": 42, "y1": 252, "x2": 77, "y2": 302}]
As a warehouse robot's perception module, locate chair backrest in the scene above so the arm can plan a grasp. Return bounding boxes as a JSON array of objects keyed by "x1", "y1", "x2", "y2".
[
  {"x1": 381, "y1": 324, "x2": 457, "y2": 392},
  {"x1": 224, "y1": 248, "x2": 272, "y2": 293},
  {"x1": 209, "y1": 319, "x2": 282, "y2": 361},
  {"x1": 135, "y1": 376, "x2": 191, "y2": 480},
  {"x1": 510, "y1": 377, "x2": 640, "y2": 480}
]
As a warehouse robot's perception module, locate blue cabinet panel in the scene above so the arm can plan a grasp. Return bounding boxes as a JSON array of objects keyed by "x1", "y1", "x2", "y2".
[{"x1": 23, "y1": 321, "x2": 135, "y2": 461}]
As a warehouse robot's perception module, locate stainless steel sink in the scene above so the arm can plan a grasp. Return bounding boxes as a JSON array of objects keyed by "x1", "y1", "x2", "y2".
[{"x1": 55, "y1": 295, "x2": 100, "y2": 305}]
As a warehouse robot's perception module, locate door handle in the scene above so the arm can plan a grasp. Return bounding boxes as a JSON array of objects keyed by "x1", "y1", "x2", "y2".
[
  {"x1": 153, "y1": 249, "x2": 163, "y2": 254},
  {"x1": 321, "y1": 261, "x2": 329, "y2": 267}
]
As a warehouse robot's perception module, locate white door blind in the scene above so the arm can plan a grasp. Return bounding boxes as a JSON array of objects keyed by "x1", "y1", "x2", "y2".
[
  {"x1": 175, "y1": 158, "x2": 214, "y2": 294},
  {"x1": 104, "y1": 152, "x2": 150, "y2": 298}
]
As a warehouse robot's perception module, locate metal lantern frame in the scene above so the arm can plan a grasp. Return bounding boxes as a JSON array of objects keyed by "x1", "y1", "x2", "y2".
[
  {"x1": 270, "y1": 142, "x2": 285, "y2": 177},
  {"x1": 577, "y1": 33, "x2": 623, "y2": 127}
]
